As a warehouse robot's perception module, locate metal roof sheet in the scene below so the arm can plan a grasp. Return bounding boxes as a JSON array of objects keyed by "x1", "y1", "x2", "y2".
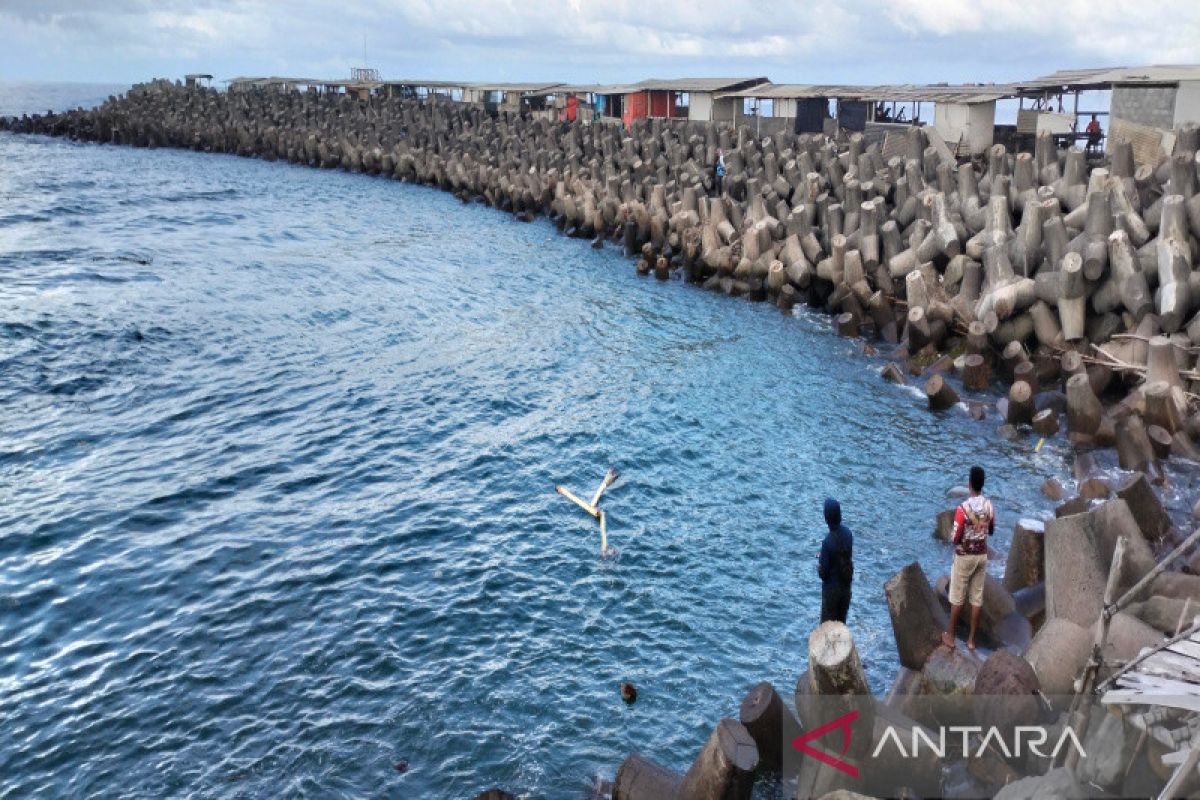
[
  {"x1": 632, "y1": 77, "x2": 768, "y2": 93},
  {"x1": 554, "y1": 84, "x2": 638, "y2": 95},
  {"x1": 382, "y1": 79, "x2": 470, "y2": 89},
  {"x1": 464, "y1": 82, "x2": 565, "y2": 94},
  {"x1": 716, "y1": 82, "x2": 1012, "y2": 103},
  {"x1": 1016, "y1": 64, "x2": 1200, "y2": 91}
]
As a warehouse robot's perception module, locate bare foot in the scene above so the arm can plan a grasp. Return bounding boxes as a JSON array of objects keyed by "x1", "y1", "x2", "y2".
[
  {"x1": 940, "y1": 631, "x2": 956, "y2": 648},
  {"x1": 966, "y1": 640, "x2": 976, "y2": 651}
]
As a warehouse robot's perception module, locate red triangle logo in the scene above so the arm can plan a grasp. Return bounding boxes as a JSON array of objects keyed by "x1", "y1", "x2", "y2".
[{"x1": 791, "y1": 709, "x2": 859, "y2": 778}]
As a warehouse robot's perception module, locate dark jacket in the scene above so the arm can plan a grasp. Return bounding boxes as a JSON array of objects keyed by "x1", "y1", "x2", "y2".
[{"x1": 818, "y1": 497, "x2": 854, "y2": 589}]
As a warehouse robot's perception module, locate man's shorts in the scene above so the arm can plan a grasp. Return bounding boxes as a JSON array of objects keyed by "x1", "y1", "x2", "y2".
[{"x1": 949, "y1": 553, "x2": 988, "y2": 607}]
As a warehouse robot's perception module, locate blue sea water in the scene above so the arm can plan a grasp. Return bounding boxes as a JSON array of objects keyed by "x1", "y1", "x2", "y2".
[{"x1": 0, "y1": 84, "x2": 1074, "y2": 798}]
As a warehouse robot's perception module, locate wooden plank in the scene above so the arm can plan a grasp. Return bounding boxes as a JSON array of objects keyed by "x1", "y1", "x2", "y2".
[
  {"x1": 880, "y1": 131, "x2": 908, "y2": 161},
  {"x1": 1137, "y1": 653, "x2": 1200, "y2": 684},
  {"x1": 1104, "y1": 690, "x2": 1200, "y2": 714},
  {"x1": 1109, "y1": 117, "x2": 1167, "y2": 168},
  {"x1": 924, "y1": 126, "x2": 957, "y2": 166},
  {"x1": 1157, "y1": 747, "x2": 1200, "y2": 799},
  {"x1": 1016, "y1": 109, "x2": 1039, "y2": 135},
  {"x1": 1120, "y1": 670, "x2": 1200, "y2": 693},
  {"x1": 1167, "y1": 639, "x2": 1200, "y2": 660},
  {"x1": 1115, "y1": 674, "x2": 1200, "y2": 700},
  {"x1": 1161, "y1": 748, "x2": 1196, "y2": 766}
]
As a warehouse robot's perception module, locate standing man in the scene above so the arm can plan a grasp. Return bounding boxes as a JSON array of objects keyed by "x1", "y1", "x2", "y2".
[
  {"x1": 818, "y1": 497, "x2": 854, "y2": 623},
  {"x1": 942, "y1": 466, "x2": 995, "y2": 650},
  {"x1": 713, "y1": 149, "x2": 726, "y2": 197},
  {"x1": 1085, "y1": 114, "x2": 1103, "y2": 156}
]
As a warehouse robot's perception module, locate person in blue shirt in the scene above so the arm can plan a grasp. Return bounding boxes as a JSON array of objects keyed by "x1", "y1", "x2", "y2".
[
  {"x1": 818, "y1": 497, "x2": 854, "y2": 623},
  {"x1": 713, "y1": 149, "x2": 726, "y2": 197}
]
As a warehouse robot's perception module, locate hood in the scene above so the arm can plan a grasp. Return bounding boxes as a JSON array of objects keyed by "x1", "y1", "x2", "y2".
[{"x1": 824, "y1": 497, "x2": 841, "y2": 528}]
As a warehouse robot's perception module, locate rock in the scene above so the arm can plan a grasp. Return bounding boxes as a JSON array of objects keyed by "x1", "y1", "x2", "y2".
[
  {"x1": 920, "y1": 645, "x2": 981, "y2": 697},
  {"x1": 885, "y1": 561, "x2": 951, "y2": 670},
  {"x1": 473, "y1": 790, "x2": 516, "y2": 800},
  {"x1": 1075, "y1": 711, "x2": 1131, "y2": 791},
  {"x1": 992, "y1": 766, "x2": 1091, "y2": 799},
  {"x1": 1041, "y1": 478, "x2": 1066, "y2": 501},
  {"x1": 974, "y1": 650, "x2": 1040, "y2": 729},
  {"x1": 1023, "y1": 618, "x2": 1091, "y2": 703},
  {"x1": 968, "y1": 745, "x2": 1022, "y2": 789}
]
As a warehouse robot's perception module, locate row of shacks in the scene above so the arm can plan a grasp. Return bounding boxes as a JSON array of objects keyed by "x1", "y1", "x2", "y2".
[{"x1": 221, "y1": 64, "x2": 1200, "y2": 161}]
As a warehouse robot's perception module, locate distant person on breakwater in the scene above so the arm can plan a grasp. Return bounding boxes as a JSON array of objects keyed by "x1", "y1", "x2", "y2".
[
  {"x1": 713, "y1": 149, "x2": 726, "y2": 197},
  {"x1": 818, "y1": 497, "x2": 854, "y2": 623},
  {"x1": 1086, "y1": 114, "x2": 1103, "y2": 156},
  {"x1": 942, "y1": 466, "x2": 995, "y2": 651}
]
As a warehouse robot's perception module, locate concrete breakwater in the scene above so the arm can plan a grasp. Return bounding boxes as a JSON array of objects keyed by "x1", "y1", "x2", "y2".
[
  {"x1": 6, "y1": 80, "x2": 1200, "y2": 798},
  {"x1": 9, "y1": 80, "x2": 1200, "y2": 477}
]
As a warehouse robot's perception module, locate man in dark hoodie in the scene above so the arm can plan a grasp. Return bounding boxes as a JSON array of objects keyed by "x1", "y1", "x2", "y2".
[{"x1": 818, "y1": 497, "x2": 854, "y2": 623}]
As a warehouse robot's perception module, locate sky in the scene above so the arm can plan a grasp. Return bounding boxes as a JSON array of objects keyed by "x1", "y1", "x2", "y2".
[{"x1": 0, "y1": 0, "x2": 1198, "y2": 87}]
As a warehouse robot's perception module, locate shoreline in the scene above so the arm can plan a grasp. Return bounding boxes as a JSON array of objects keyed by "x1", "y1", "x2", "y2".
[{"x1": 5, "y1": 80, "x2": 1200, "y2": 799}]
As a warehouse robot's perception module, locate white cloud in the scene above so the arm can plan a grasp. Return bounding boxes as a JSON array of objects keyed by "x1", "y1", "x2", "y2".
[
  {"x1": 882, "y1": 0, "x2": 1200, "y2": 63},
  {"x1": 0, "y1": 0, "x2": 1196, "y2": 84}
]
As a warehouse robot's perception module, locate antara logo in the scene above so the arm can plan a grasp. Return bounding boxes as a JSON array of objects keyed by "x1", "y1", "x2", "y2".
[
  {"x1": 791, "y1": 711, "x2": 1088, "y2": 779},
  {"x1": 791, "y1": 710, "x2": 859, "y2": 778},
  {"x1": 872, "y1": 725, "x2": 1086, "y2": 760}
]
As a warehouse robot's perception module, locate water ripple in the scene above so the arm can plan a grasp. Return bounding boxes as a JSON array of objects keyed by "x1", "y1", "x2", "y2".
[{"x1": 0, "y1": 118, "x2": 1079, "y2": 798}]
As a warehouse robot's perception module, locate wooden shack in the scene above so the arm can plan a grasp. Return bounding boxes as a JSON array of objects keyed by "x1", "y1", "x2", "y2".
[
  {"x1": 1016, "y1": 65, "x2": 1200, "y2": 163},
  {"x1": 462, "y1": 83, "x2": 564, "y2": 113},
  {"x1": 620, "y1": 77, "x2": 767, "y2": 126}
]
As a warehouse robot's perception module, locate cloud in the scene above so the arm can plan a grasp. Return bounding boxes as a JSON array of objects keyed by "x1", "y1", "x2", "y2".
[
  {"x1": 881, "y1": 0, "x2": 1200, "y2": 63},
  {"x1": 0, "y1": 0, "x2": 1196, "y2": 85}
]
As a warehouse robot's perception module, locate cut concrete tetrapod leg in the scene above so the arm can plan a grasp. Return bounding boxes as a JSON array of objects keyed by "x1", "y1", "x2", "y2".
[
  {"x1": 612, "y1": 753, "x2": 683, "y2": 800},
  {"x1": 737, "y1": 681, "x2": 791, "y2": 774},
  {"x1": 1003, "y1": 518, "x2": 1045, "y2": 592},
  {"x1": 675, "y1": 717, "x2": 757, "y2": 800},
  {"x1": 884, "y1": 561, "x2": 951, "y2": 670}
]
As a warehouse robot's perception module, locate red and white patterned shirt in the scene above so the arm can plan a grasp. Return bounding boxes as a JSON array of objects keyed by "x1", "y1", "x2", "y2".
[{"x1": 953, "y1": 495, "x2": 994, "y2": 556}]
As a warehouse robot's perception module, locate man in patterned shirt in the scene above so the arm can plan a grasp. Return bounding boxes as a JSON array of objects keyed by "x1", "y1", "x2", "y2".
[{"x1": 942, "y1": 465, "x2": 995, "y2": 650}]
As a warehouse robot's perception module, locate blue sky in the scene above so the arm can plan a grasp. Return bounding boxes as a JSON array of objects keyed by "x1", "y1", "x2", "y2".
[{"x1": 0, "y1": 0, "x2": 1197, "y2": 87}]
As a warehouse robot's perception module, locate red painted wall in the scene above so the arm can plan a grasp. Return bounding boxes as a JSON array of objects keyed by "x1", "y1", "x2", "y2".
[
  {"x1": 649, "y1": 90, "x2": 670, "y2": 118},
  {"x1": 623, "y1": 91, "x2": 649, "y2": 127}
]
